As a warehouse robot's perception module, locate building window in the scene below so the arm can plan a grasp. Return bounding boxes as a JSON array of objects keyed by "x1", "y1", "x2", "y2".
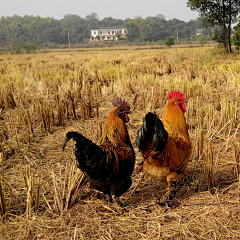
[
  {"x1": 108, "y1": 31, "x2": 110, "y2": 34},
  {"x1": 94, "y1": 31, "x2": 96, "y2": 35},
  {"x1": 119, "y1": 31, "x2": 121, "y2": 33},
  {"x1": 112, "y1": 31, "x2": 114, "y2": 34}
]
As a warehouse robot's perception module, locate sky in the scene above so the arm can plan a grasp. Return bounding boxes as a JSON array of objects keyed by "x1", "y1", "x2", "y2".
[{"x1": 1, "y1": 0, "x2": 199, "y2": 22}]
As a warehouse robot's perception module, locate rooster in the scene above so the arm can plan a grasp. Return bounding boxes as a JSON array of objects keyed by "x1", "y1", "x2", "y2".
[
  {"x1": 63, "y1": 98, "x2": 135, "y2": 206},
  {"x1": 136, "y1": 90, "x2": 192, "y2": 203}
]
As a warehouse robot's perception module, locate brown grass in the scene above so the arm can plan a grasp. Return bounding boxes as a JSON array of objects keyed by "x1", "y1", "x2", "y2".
[{"x1": 0, "y1": 46, "x2": 239, "y2": 239}]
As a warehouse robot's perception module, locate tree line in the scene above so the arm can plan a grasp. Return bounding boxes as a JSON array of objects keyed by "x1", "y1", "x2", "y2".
[
  {"x1": 0, "y1": 13, "x2": 209, "y2": 48},
  {"x1": 187, "y1": 0, "x2": 240, "y2": 52}
]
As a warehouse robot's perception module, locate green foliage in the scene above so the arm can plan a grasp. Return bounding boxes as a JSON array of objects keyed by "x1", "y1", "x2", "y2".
[
  {"x1": 198, "y1": 34, "x2": 207, "y2": 46},
  {"x1": 24, "y1": 41, "x2": 37, "y2": 53},
  {"x1": 187, "y1": 0, "x2": 240, "y2": 52},
  {"x1": 10, "y1": 39, "x2": 24, "y2": 54},
  {"x1": 165, "y1": 36, "x2": 174, "y2": 46},
  {"x1": 116, "y1": 32, "x2": 121, "y2": 40},
  {"x1": 0, "y1": 13, "x2": 210, "y2": 47},
  {"x1": 124, "y1": 16, "x2": 209, "y2": 42},
  {"x1": 96, "y1": 35, "x2": 100, "y2": 40},
  {"x1": 211, "y1": 29, "x2": 226, "y2": 48},
  {"x1": 125, "y1": 18, "x2": 141, "y2": 41},
  {"x1": 9, "y1": 38, "x2": 37, "y2": 54},
  {"x1": 232, "y1": 21, "x2": 240, "y2": 50}
]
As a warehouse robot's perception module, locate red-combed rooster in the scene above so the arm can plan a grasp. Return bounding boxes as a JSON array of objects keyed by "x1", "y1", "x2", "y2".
[
  {"x1": 63, "y1": 98, "x2": 135, "y2": 206},
  {"x1": 136, "y1": 90, "x2": 192, "y2": 203}
]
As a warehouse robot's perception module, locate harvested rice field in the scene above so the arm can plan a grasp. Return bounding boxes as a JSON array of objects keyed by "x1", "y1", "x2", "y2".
[{"x1": 0, "y1": 46, "x2": 240, "y2": 239}]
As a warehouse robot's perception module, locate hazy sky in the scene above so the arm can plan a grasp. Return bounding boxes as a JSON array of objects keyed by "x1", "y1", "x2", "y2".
[{"x1": 1, "y1": 0, "x2": 199, "y2": 22}]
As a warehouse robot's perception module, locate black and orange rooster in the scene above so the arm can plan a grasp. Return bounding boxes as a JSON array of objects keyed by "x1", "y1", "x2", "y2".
[
  {"x1": 63, "y1": 98, "x2": 135, "y2": 206},
  {"x1": 136, "y1": 90, "x2": 192, "y2": 202}
]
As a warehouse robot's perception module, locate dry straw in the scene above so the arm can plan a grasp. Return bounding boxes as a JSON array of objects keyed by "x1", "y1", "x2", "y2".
[
  {"x1": 233, "y1": 142, "x2": 240, "y2": 180},
  {"x1": 0, "y1": 152, "x2": 6, "y2": 218},
  {"x1": 52, "y1": 163, "x2": 87, "y2": 212},
  {"x1": 206, "y1": 141, "x2": 215, "y2": 191},
  {"x1": 0, "y1": 46, "x2": 239, "y2": 239},
  {"x1": 22, "y1": 166, "x2": 40, "y2": 218}
]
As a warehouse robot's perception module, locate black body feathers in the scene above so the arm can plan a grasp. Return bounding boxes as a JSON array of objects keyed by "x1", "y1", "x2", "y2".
[{"x1": 63, "y1": 131, "x2": 135, "y2": 197}]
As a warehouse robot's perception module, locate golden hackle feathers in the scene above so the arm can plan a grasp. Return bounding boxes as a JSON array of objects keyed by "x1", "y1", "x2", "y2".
[
  {"x1": 102, "y1": 107, "x2": 128, "y2": 145},
  {"x1": 162, "y1": 97, "x2": 189, "y2": 142}
]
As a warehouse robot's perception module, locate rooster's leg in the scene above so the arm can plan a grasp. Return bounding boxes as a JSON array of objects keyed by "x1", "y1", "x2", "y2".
[
  {"x1": 157, "y1": 181, "x2": 177, "y2": 206},
  {"x1": 160, "y1": 181, "x2": 178, "y2": 207},
  {"x1": 165, "y1": 187, "x2": 171, "y2": 197},
  {"x1": 165, "y1": 179, "x2": 177, "y2": 198},
  {"x1": 112, "y1": 195, "x2": 128, "y2": 208},
  {"x1": 168, "y1": 181, "x2": 177, "y2": 200},
  {"x1": 106, "y1": 194, "x2": 112, "y2": 202},
  {"x1": 112, "y1": 195, "x2": 122, "y2": 205}
]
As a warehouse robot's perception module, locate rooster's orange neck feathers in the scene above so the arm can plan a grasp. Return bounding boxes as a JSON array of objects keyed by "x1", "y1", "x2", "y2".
[
  {"x1": 162, "y1": 98, "x2": 189, "y2": 141},
  {"x1": 102, "y1": 107, "x2": 128, "y2": 145}
]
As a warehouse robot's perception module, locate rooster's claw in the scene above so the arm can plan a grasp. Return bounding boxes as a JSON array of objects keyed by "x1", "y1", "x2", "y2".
[
  {"x1": 165, "y1": 199, "x2": 180, "y2": 207},
  {"x1": 156, "y1": 197, "x2": 180, "y2": 208},
  {"x1": 120, "y1": 202, "x2": 129, "y2": 208},
  {"x1": 156, "y1": 197, "x2": 165, "y2": 206}
]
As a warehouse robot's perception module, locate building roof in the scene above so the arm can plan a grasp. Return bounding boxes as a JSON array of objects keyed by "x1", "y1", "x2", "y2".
[{"x1": 91, "y1": 26, "x2": 125, "y2": 30}]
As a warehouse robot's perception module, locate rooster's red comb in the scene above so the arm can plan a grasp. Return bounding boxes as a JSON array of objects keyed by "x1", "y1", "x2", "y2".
[
  {"x1": 112, "y1": 97, "x2": 130, "y2": 110},
  {"x1": 168, "y1": 90, "x2": 186, "y2": 100}
]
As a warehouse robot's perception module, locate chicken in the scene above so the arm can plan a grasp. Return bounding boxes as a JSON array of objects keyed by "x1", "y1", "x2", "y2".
[
  {"x1": 63, "y1": 98, "x2": 135, "y2": 206},
  {"x1": 136, "y1": 90, "x2": 192, "y2": 203}
]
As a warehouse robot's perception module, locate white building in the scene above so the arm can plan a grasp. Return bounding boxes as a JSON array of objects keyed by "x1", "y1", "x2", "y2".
[
  {"x1": 196, "y1": 28, "x2": 203, "y2": 36},
  {"x1": 90, "y1": 26, "x2": 126, "y2": 41}
]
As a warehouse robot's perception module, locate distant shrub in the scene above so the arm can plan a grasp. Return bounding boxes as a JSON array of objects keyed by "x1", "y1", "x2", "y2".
[
  {"x1": 165, "y1": 37, "x2": 174, "y2": 47},
  {"x1": 9, "y1": 39, "x2": 37, "y2": 54},
  {"x1": 198, "y1": 34, "x2": 207, "y2": 47},
  {"x1": 24, "y1": 41, "x2": 37, "y2": 53}
]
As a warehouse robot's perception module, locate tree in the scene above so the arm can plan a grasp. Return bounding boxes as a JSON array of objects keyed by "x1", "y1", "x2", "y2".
[
  {"x1": 198, "y1": 34, "x2": 207, "y2": 46},
  {"x1": 125, "y1": 18, "x2": 141, "y2": 41},
  {"x1": 156, "y1": 14, "x2": 166, "y2": 19},
  {"x1": 165, "y1": 36, "x2": 174, "y2": 46},
  {"x1": 125, "y1": 17, "x2": 151, "y2": 42},
  {"x1": 101, "y1": 17, "x2": 124, "y2": 27},
  {"x1": 232, "y1": 20, "x2": 240, "y2": 50},
  {"x1": 0, "y1": 14, "x2": 215, "y2": 47},
  {"x1": 187, "y1": 0, "x2": 240, "y2": 52},
  {"x1": 116, "y1": 32, "x2": 121, "y2": 40},
  {"x1": 85, "y1": 12, "x2": 99, "y2": 22}
]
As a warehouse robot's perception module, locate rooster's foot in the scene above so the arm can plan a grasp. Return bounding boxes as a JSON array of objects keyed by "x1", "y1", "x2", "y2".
[
  {"x1": 156, "y1": 188, "x2": 180, "y2": 208},
  {"x1": 156, "y1": 197, "x2": 180, "y2": 208},
  {"x1": 105, "y1": 194, "x2": 112, "y2": 201},
  {"x1": 112, "y1": 195, "x2": 129, "y2": 209},
  {"x1": 120, "y1": 202, "x2": 129, "y2": 208}
]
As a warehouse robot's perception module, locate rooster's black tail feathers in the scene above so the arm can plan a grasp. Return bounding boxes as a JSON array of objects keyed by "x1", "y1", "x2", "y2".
[
  {"x1": 136, "y1": 112, "x2": 168, "y2": 153},
  {"x1": 63, "y1": 131, "x2": 107, "y2": 172},
  {"x1": 63, "y1": 131, "x2": 83, "y2": 151}
]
